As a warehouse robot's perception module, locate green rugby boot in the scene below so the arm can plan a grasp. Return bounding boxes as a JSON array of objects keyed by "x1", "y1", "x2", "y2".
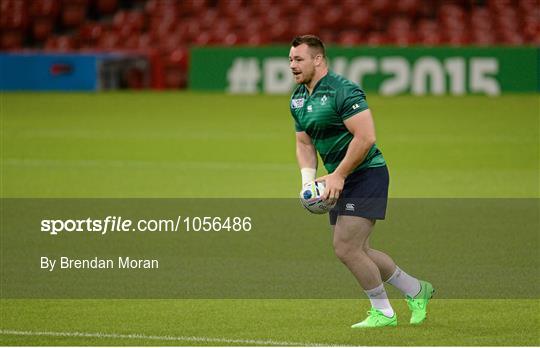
[
  {"x1": 351, "y1": 308, "x2": 397, "y2": 328},
  {"x1": 406, "y1": 280, "x2": 435, "y2": 325}
]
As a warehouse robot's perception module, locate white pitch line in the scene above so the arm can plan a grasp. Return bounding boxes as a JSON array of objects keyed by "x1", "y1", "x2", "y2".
[
  {"x1": 0, "y1": 329, "x2": 335, "y2": 347},
  {"x1": 2, "y1": 158, "x2": 296, "y2": 171}
]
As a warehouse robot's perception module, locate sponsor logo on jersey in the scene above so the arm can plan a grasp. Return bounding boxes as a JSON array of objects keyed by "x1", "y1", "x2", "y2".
[
  {"x1": 307, "y1": 105, "x2": 313, "y2": 112},
  {"x1": 291, "y1": 98, "x2": 304, "y2": 109}
]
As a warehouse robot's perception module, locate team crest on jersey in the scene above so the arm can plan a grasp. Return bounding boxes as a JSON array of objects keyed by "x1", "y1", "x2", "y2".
[
  {"x1": 321, "y1": 95, "x2": 328, "y2": 105},
  {"x1": 291, "y1": 98, "x2": 305, "y2": 109}
]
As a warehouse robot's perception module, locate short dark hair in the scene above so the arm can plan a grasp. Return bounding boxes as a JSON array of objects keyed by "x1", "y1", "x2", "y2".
[{"x1": 291, "y1": 35, "x2": 326, "y2": 58}]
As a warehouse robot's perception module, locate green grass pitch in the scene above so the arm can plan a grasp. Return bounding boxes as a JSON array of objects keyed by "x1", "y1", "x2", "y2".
[{"x1": 1, "y1": 92, "x2": 539, "y2": 346}]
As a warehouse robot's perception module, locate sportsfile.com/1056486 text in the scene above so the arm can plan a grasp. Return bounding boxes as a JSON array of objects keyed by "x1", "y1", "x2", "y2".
[{"x1": 40, "y1": 216, "x2": 253, "y2": 235}]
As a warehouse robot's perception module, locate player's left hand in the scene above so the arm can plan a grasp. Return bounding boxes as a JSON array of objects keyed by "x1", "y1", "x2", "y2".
[{"x1": 316, "y1": 172, "x2": 345, "y2": 205}]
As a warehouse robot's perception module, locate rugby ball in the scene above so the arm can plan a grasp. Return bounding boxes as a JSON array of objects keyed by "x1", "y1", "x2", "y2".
[{"x1": 299, "y1": 181, "x2": 335, "y2": 214}]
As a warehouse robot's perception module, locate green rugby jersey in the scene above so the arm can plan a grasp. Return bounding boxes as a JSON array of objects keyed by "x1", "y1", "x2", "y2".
[{"x1": 290, "y1": 71, "x2": 385, "y2": 174}]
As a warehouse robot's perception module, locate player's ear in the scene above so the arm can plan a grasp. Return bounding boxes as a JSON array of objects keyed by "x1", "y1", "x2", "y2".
[{"x1": 314, "y1": 54, "x2": 323, "y2": 66}]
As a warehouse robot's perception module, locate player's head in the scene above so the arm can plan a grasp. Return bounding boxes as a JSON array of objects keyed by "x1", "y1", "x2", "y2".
[{"x1": 289, "y1": 35, "x2": 327, "y2": 85}]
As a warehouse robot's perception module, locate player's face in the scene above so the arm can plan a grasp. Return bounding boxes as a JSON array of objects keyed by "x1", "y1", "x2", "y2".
[{"x1": 289, "y1": 44, "x2": 318, "y2": 85}]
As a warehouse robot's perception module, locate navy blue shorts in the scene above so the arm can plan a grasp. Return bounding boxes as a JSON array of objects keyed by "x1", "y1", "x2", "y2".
[{"x1": 329, "y1": 165, "x2": 389, "y2": 225}]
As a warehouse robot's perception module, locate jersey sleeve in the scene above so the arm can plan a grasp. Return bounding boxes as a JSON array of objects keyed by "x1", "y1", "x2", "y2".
[
  {"x1": 335, "y1": 83, "x2": 369, "y2": 120},
  {"x1": 290, "y1": 105, "x2": 305, "y2": 132}
]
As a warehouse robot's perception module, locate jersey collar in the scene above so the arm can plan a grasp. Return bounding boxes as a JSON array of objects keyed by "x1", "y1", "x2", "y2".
[{"x1": 305, "y1": 71, "x2": 329, "y2": 96}]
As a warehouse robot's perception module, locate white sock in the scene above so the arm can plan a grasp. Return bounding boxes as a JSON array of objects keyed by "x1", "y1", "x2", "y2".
[
  {"x1": 386, "y1": 266, "x2": 421, "y2": 298},
  {"x1": 364, "y1": 284, "x2": 394, "y2": 318}
]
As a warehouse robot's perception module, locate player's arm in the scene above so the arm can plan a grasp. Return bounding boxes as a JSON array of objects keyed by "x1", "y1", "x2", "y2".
[
  {"x1": 319, "y1": 109, "x2": 376, "y2": 202},
  {"x1": 296, "y1": 131, "x2": 318, "y2": 185},
  {"x1": 334, "y1": 109, "x2": 376, "y2": 177}
]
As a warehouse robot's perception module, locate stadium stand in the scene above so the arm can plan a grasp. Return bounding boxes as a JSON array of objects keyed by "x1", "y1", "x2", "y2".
[{"x1": 1, "y1": 0, "x2": 539, "y2": 88}]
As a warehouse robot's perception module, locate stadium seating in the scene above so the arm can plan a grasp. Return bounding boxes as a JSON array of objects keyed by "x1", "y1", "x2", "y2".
[{"x1": 1, "y1": 0, "x2": 539, "y2": 88}]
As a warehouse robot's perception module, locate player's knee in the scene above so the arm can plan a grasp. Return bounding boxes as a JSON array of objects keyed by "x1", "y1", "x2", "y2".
[{"x1": 333, "y1": 239, "x2": 359, "y2": 264}]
